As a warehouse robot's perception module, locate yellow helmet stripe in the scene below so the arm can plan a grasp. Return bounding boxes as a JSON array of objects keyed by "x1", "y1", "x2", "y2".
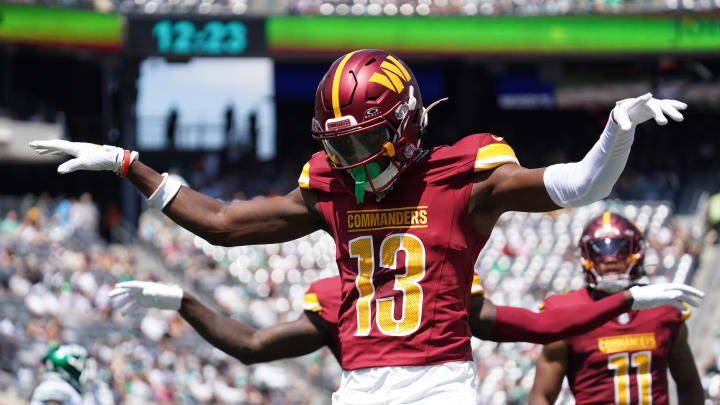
[
  {"x1": 603, "y1": 211, "x2": 611, "y2": 226},
  {"x1": 332, "y1": 51, "x2": 358, "y2": 118}
]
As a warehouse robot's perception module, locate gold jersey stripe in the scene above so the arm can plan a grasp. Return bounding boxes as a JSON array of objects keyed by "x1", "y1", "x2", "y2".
[
  {"x1": 298, "y1": 162, "x2": 311, "y2": 189},
  {"x1": 474, "y1": 155, "x2": 520, "y2": 171},
  {"x1": 332, "y1": 51, "x2": 358, "y2": 118},
  {"x1": 303, "y1": 293, "x2": 322, "y2": 312},
  {"x1": 471, "y1": 275, "x2": 484, "y2": 295},
  {"x1": 475, "y1": 143, "x2": 517, "y2": 162}
]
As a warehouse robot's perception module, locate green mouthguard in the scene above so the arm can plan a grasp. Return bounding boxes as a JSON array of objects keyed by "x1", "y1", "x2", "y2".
[{"x1": 350, "y1": 163, "x2": 382, "y2": 204}]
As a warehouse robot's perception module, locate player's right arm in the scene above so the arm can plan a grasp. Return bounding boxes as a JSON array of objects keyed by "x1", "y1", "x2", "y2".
[
  {"x1": 27, "y1": 141, "x2": 325, "y2": 246},
  {"x1": 528, "y1": 341, "x2": 569, "y2": 405},
  {"x1": 110, "y1": 281, "x2": 330, "y2": 365},
  {"x1": 130, "y1": 161, "x2": 324, "y2": 246}
]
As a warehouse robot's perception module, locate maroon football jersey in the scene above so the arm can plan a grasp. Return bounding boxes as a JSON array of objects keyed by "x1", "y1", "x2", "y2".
[
  {"x1": 298, "y1": 134, "x2": 519, "y2": 370},
  {"x1": 542, "y1": 288, "x2": 689, "y2": 405},
  {"x1": 304, "y1": 277, "x2": 342, "y2": 362},
  {"x1": 303, "y1": 274, "x2": 486, "y2": 367}
]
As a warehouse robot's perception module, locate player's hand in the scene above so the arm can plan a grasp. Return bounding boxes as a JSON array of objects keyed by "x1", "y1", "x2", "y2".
[
  {"x1": 629, "y1": 283, "x2": 704, "y2": 310},
  {"x1": 28, "y1": 139, "x2": 138, "y2": 176},
  {"x1": 612, "y1": 93, "x2": 687, "y2": 131},
  {"x1": 109, "y1": 281, "x2": 183, "y2": 315}
]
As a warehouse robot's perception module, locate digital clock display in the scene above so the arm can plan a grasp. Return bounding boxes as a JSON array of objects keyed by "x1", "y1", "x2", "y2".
[{"x1": 127, "y1": 16, "x2": 266, "y2": 57}]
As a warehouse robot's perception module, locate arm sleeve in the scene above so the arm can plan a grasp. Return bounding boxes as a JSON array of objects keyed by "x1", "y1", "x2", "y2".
[
  {"x1": 543, "y1": 117, "x2": 635, "y2": 207},
  {"x1": 490, "y1": 291, "x2": 631, "y2": 344}
]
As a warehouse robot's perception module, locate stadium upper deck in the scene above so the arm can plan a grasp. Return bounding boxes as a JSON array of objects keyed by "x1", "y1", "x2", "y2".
[{"x1": 2, "y1": 0, "x2": 718, "y2": 17}]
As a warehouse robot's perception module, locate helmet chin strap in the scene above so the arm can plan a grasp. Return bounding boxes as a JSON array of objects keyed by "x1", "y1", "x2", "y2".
[{"x1": 348, "y1": 163, "x2": 399, "y2": 204}]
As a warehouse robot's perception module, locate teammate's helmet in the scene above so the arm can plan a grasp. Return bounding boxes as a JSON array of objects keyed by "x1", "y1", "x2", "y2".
[
  {"x1": 578, "y1": 211, "x2": 646, "y2": 293},
  {"x1": 43, "y1": 344, "x2": 89, "y2": 393},
  {"x1": 311, "y1": 49, "x2": 426, "y2": 203}
]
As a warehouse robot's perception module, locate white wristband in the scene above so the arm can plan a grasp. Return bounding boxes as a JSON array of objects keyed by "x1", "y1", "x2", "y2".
[{"x1": 147, "y1": 173, "x2": 182, "y2": 210}]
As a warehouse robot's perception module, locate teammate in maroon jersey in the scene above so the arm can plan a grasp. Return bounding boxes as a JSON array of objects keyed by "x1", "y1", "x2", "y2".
[
  {"x1": 529, "y1": 212, "x2": 704, "y2": 405},
  {"x1": 32, "y1": 49, "x2": 701, "y2": 403}
]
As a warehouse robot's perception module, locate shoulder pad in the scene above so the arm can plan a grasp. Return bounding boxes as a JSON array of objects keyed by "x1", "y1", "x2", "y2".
[
  {"x1": 471, "y1": 133, "x2": 520, "y2": 172},
  {"x1": 298, "y1": 151, "x2": 341, "y2": 193},
  {"x1": 427, "y1": 134, "x2": 520, "y2": 179},
  {"x1": 303, "y1": 276, "x2": 341, "y2": 313}
]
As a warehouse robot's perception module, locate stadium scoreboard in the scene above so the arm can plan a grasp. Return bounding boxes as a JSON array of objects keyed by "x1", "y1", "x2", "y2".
[{"x1": 126, "y1": 16, "x2": 266, "y2": 57}]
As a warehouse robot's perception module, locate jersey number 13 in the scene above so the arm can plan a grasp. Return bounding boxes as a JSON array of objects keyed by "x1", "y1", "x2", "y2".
[{"x1": 349, "y1": 234, "x2": 426, "y2": 337}]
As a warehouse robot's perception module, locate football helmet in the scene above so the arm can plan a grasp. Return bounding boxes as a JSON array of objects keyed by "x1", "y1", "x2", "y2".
[
  {"x1": 43, "y1": 344, "x2": 89, "y2": 393},
  {"x1": 312, "y1": 49, "x2": 432, "y2": 203},
  {"x1": 578, "y1": 211, "x2": 645, "y2": 293}
]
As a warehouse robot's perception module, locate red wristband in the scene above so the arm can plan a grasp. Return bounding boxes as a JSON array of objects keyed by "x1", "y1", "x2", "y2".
[{"x1": 119, "y1": 150, "x2": 131, "y2": 177}]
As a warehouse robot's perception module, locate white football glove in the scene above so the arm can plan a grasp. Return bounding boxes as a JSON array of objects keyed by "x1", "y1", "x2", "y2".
[
  {"x1": 28, "y1": 139, "x2": 138, "y2": 176},
  {"x1": 629, "y1": 282, "x2": 704, "y2": 311},
  {"x1": 612, "y1": 93, "x2": 687, "y2": 131},
  {"x1": 109, "y1": 281, "x2": 183, "y2": 315}
]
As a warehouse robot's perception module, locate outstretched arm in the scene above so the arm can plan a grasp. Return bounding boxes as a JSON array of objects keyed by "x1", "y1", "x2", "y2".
[
  {"x1": 470, "y1": 284, "x2": 703, "y2": 344},
  {"x1": 472, "y1": 292, "x2": 631, "y2": 344},
  {"x1": 668, "y1": 323, "x2": 704, "y2": 405},
  {"x1": 27, "y1": 141, "x2": 325, "y2": 246},
  {"x1": 178, "y1": 292, "x2": 329, "y2": 364},
  {"x1": 469, "y1": 95, "x2": 686, "y2": 234},
  {"x1": 110, "y1": 281, "x2": 330, "y2": 364}
]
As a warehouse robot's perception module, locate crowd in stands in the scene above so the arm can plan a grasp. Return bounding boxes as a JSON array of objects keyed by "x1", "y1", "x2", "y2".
[
  {"x1": 0, "y1": 190, "x2": 713, "y2": 404},
  {"x1": 3, "y1": 0, "x2": 716, "y2": 16},
  {"x1": 0, "y1": 194, "x2": 335, "y2": 404}
]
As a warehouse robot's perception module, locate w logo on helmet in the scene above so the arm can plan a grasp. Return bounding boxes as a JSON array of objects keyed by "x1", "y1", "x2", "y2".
[{"x1": 369, "y1": 56, "x2": 411, "y2": 93}]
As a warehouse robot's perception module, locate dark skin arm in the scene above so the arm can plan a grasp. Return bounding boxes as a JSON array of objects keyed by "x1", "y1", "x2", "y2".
[
  {"x1": 528, "y1": 340, "x2": 569, "y2": 405},
  {"x1": 668, "y1": 323, "x2": 704, "y2": 405},
  {"x1": 470, "y1": 165, "x2": 560, "y2": 235},
  {"x1": 177, "y1": 291, "x2": 330, "y2": 364},
  {"x1": 127, "y1": 162, "x2": 325, "y2": 246}
]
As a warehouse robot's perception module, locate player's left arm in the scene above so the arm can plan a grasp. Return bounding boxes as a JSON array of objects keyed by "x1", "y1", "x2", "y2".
[
  {"x1": 470, "y1": 95, "x2": 686, "y2": 233},
  {"x1": 668, "y1": 323, "x2": 704, "y2": 405}
]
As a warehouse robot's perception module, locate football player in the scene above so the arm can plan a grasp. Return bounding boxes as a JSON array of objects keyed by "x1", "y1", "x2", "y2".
[
  {"x1": 31, "y1": 49, "x2": 698, "y2": 403},
  {"x1": 30, "y1": 344, "x2": 89, "y2": 405},
  {"x1": 109, "y1": 275, "x2": 700, "y2": 366},
  {"x1": 528, "y1": 212, "x2": 704, "y2": 405}
]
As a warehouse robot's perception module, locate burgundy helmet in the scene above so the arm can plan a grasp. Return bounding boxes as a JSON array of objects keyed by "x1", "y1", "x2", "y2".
[
  {"x1": 578, "y1": 211, "x2": 646, "y2": 293},
  {"x1": 311, "y1": 49, "x2": 427, "y2": 203}
]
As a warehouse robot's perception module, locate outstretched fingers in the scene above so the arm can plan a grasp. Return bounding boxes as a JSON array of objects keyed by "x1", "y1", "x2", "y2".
[
  {"x1": 646, "y1": 100, "x2": 668, "y2": 126},
  {"x1": 657, "y1": 101, "x2": 685, "y2": 122},
  {"x1": 665, "y1": 283, "x2": 705, "y2": 299},
  {"x1": 28, "y1": 140, "x2": 76, "y2": 156}
]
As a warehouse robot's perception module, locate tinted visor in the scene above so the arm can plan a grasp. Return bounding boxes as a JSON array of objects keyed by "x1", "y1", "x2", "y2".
[
  {"x1": 322, "y1": 125, "x2": 391, "y2": 167},
  {"x1": 587, "y1": 238, "x2": 631, "y2": 262}
]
